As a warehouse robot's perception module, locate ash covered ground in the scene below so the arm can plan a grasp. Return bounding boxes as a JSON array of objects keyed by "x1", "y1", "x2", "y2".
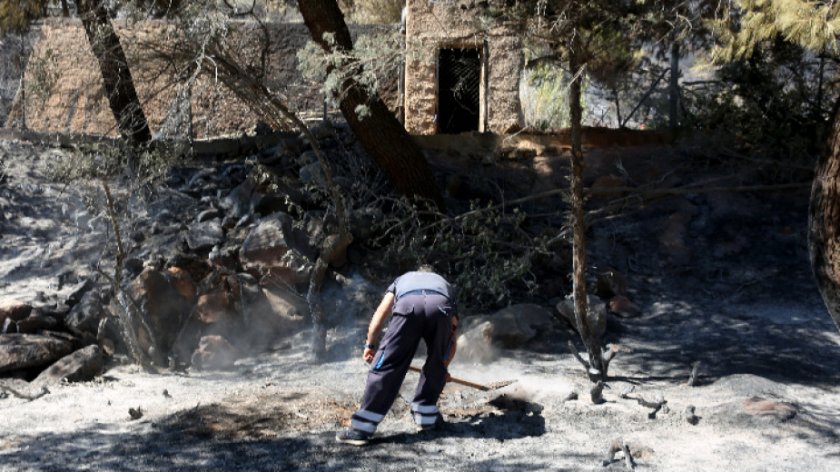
[{"x1": 1, "y1": 133, "x2": 840, "y2": 471}]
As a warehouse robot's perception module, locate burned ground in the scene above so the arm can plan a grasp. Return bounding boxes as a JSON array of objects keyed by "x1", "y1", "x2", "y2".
[{"x1": 1, "y1": 130, "x2": 840, "y2": 470}]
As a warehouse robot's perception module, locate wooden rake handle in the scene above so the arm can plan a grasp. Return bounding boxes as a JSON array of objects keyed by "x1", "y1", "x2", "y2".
[{"x1": 409, "y1": 365, "x2": 490, "y2": 391}]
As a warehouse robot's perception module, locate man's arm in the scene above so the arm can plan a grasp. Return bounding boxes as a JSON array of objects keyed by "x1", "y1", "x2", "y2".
[{"x1": 363, "y1": 292, "x2": 396, "y2": 363}]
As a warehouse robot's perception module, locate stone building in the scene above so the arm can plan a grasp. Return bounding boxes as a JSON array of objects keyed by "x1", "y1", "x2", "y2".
[
  {"x1": 403, "y1": 0, "x2": 524, "y2": 135},
  {"x1": 8, "y1": 2, "x2": 526, "y2": 138}
]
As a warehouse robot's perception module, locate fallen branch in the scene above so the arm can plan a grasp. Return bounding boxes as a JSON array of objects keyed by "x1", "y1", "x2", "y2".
[
  {"x1": 0, "y1": 384, "x2": 50, "y2": 401},
  {"x1": 620, "y1": 386, "x2": 667, "y2": 419},
  {"x1": 566, "y1": 340, "x2": 619, "y2": 382}
]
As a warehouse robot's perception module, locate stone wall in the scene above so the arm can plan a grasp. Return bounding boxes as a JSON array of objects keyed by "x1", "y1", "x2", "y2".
[
  {"x1": 8, "y1": 19, "x2": 395, "y2": 139},
  {"x1": 404, "y1": 0, "x2": 523, "y2": 135}
]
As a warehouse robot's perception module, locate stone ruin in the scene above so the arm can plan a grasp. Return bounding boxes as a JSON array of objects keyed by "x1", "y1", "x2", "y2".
[
  {"x1": 6, "y1": 2, "x2": 526, "y2": 140},
  {"x1": 403, "y1": 0, "x2": 524, "y2": 135}
]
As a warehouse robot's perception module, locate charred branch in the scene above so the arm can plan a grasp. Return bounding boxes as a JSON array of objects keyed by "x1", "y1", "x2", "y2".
[
  {"x1": 602, "y1": 438, "x2": 635, "y2": 470},
  {"x1": 686, "y1": 361, "x2": 702, "y2": 387},
  {"x1": 0, "y1": 384, "x2": 50, "y2": 401},
  {"x1": 620, "y1": 386, "x2": 667, "y2": 419},
  {"x1": 591, "y1": 381, "x2": 607, "y2": 405}
]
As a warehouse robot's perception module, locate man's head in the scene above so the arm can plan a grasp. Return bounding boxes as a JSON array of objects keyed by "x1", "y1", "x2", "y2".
[{"x1": 417, "y1": 263, "x2": 435, "y2": 273}]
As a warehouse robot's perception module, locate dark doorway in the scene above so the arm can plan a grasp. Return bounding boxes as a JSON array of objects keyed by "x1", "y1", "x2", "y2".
[{"x1": 437, "y1": 48, "x2": 481, "y2": 134}]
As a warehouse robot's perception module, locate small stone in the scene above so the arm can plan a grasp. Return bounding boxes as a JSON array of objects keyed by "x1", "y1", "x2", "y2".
[{"x1": 742, "y1": 397, "x2": 797, "y2": 421}]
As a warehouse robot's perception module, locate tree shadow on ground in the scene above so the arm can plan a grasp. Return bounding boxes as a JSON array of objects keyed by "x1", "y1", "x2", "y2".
[
  {"x1": 609, "y1": 291, "x2": 840, "y2": 387},
  {"x1": 375, "y1": 400, "x2": 546, "y2": 446},
  {"x1": 0, "y1": 395, "x2": 550, "y2": 472}
]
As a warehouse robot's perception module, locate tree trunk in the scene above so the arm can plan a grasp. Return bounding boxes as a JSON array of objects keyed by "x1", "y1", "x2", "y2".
[
  {"x1": 809, "y1": 99, "x2": 840, "y2": 332},
  {"x1": 297, "y1": 0, "x2": 444, "y2": 210},
  {"x1": 77, "y1": 0, "x2": 151, "y2": 147},
  {"x1": 568, "y1": 32, "x2": 603, "y2": 379},
  {"x1": 61, "y1": 0, "x2": 70, "y2": 16},
  {"x1": 669, "y1": 39, "x2": 680, "y2": 129}
]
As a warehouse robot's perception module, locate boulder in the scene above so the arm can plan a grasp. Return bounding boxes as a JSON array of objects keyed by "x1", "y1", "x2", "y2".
[
  {"x1": 742, "y1": 397, "x2": 797, "y2": 421},
  {"x1": 0, "y1": 334, "x2": 74, "y2": 373},
  {"x1": 456, "y1": 304, "x2": 556, "y2": 361},
  {"x1": 261, "y1": 285, "x2": 307, "y2": 317},
  {"x1": 608, "y1": 295, "x2": 640, "y2": 318},
  {"x1": 166, "y1": 266, "x2": 196, "y2": 303},
  {"x1": 240, "y1": 214, "x2": 293, "y2": 268},
  {"x1": 126, "y1": 269, "x2": 193, "y2": 363},
  {"x1": 456, "y1": 321, "x2": 498, "y2": 363},
  {"x1": 64, "y1": 289, "x2": 105, "y2": 338},
  {"x1": 0, "y1": 302, "x2": 32, "y2": 327},
  {"x1": 240, "y1": 214, "x2": 313, "y2": 283},
  {"x1": 556, "y1": 296, "x2": 607, "y2": 340},
  {"x1": 595, "y1": 268, "x2": 628, "y2": 299},
  {"x1": 16, "y1": 313, "x2": 59, "y2": 334},
  {"x1": 33, "y1": 345, "x2": 104, "y2": 385},
  {"x1": 484, "y1": 304, "x2": 556, "y2": 348},
  {"x1": 220, "y1": 179, "x2": 255, "y2": 219},
  {"x1": 185, "y1": 219, "x2": 224, "y2": 251},
  {"x1": 190, "y1": 335, "x2": 240, "y2": 370},
  {"x1": 195, "y1": 292, "x2": 235, "y2": 324}
]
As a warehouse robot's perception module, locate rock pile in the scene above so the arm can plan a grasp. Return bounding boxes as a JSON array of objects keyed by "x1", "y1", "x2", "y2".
[{"x1": 0, "y1": 124, "x2": 382, "y2": 381}]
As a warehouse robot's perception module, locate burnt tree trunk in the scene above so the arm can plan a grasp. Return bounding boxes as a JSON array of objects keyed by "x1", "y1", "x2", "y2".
[
  {"x1": 568, "y1": 33, "x2": 605, "y2": 380},
  {"x1": 297, "y1": 0, "x2": 444, "y2": 209},
  {"x1": 78, "y1": 0, "x2": 151, "y2": 147},
  {"x1": 810, "y1": 99, "x2": 840, "y2": 332}
]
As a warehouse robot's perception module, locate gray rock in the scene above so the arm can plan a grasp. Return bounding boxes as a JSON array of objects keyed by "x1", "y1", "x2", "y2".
[
  {"x1": 190, "y1": 335, "x2": 240, "y2": 371},
  {"x1": 220, "y1": 179, "x2": 256, "y2": 219},
  {"x1": 125, "y1": 269, "x2": 193, "y2": 365},
  {"x1": 16, "y1": 313, "x2": 58, "y2": 334},
  {"x1": 185, "y1": 219, "x2": 224, "y2": 251},
  {"x1": 196, "y1": 208, "x2": 222, "y2": 222},
  {"x1": 65, "y1": 289, "x2": 105, "y2": 338},
  {"x1": 33, "y1": 345, "x2": 104, "y2": 385},
  {"x1": 0, "y1": 334, "x2": 74, "y2": 373},
  {"x1": 0, "y1": 302, "x2": 31, "y2": 327},
  {"x1": 556, "y1": 296, "x2": 607, "y2": 340},
  {"x1": 456, "y1": 321, "x2": 498, "y2": 363},
  {"x1": 464, "y1": 304, "x2": 556, "y2": 350},
  {"x1": 239, "y1": 213, "x2": 293, "y2": 270},
  {"x1": 299, "y1": 162, "x2": 325, "y2": 187}
]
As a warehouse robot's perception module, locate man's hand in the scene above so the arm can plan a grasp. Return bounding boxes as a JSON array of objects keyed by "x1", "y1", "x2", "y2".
[{"x1": 363, "y1": 348, "x2": 375, "y2": 364}]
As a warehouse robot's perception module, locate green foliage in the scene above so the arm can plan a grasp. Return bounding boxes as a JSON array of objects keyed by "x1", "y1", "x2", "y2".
[
  {"x1": 682, "y1": 42, "x2": 836, "y2": 161},
  {"x1": 520, "y1": 62, "x2": 572, "y2": 130},
  {"x1": 712, "y1": 0, "x2": 840, "y2": 61},
  {"x1": 0, "y1": 0, "x2": 48, "y2": 36},
  {"x1": 297, "y1": 30, "x2": 401, "y2": 106},
  {"x1": 369, "y1": 199, "x2": 556, "y2": 312},
  {"x1": 51, "y1": 141, "x2": 188, "y2": 184},
  {"x1": 340, "y1": 0, "x2": 403, "y2": 24}
]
